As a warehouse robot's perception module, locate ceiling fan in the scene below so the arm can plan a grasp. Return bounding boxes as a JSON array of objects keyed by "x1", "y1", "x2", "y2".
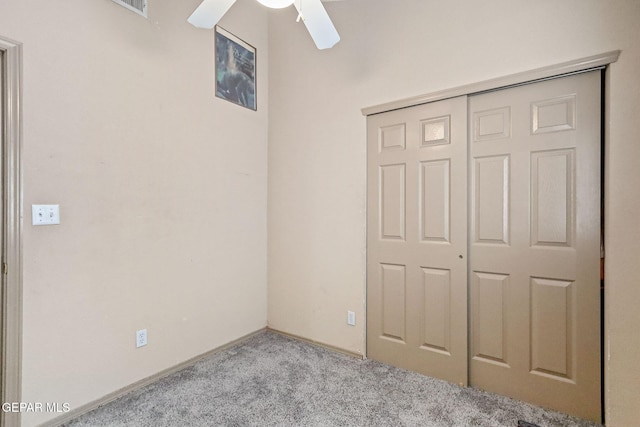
[{"x1": 188, "y1": 0, "x2": 341, "y2": 50}]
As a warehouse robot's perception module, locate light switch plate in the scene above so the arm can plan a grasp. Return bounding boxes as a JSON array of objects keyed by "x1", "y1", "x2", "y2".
[{"x1": 32, "y1": 205, "x2": 60, "y2": 225}]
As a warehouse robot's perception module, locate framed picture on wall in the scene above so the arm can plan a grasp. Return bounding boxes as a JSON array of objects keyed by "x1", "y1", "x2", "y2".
[{"x1": 214, "y1": 26, "x2": 256, "y2": 111}]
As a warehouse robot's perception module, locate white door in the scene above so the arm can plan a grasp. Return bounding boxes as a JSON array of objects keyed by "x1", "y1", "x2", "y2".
[
  {"x1": 367, "y1": 96, "x2": 468, "y2": 386},
  {"x1": 468, "y1": 71, "x2": 602, "y2": 422}
]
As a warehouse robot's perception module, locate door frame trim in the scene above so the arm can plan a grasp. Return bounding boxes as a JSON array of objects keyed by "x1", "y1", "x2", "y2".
[
  {"x1": 0, "y1": 35, "x2": 23, "y2": 427},
  {"x1": 361, "y1": 50, "x2": 620, "y2": 116}
]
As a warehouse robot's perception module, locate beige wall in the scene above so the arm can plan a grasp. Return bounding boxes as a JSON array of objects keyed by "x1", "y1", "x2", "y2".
[
  {"x1": 1, "y1": 0, "x2": 639, "y2": 425},
  {"x1": 268, "y1": 1, "x2": 640, "y2": 425},
  {"x1": 0, "y1": 0, "x2": 268, "y2": 425}
]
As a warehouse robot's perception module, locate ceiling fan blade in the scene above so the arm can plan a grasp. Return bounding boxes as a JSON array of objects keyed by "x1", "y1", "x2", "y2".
[
  {"x1": 294, "y1": 0, "x2": 340, "y2": 50},
  {"x1": 188, "y1": 0, "x2": 237, "y2": 29}
]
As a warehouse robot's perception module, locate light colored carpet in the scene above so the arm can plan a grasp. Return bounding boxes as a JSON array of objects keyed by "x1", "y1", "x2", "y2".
[{"x1": 63, "y1": 331, "x2": 602, "y2": 427}]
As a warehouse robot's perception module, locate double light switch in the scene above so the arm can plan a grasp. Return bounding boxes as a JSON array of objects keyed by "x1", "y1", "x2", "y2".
[{"x1": 32, "y1": 205, "x2": 60, "y2": 225}]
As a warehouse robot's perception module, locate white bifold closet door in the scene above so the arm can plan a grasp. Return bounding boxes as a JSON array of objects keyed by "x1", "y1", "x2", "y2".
[{"x1": 367, "y1": 70, "x2": 601, "y2": 422}]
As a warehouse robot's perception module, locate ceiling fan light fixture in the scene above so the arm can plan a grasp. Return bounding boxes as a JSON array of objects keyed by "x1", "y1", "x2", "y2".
[
  {"x1": 188, "y1": 0, "x2": 340, "y2": 50},
  {"x1": 256, "y1": 0, "x2": 294, "y2": 9}
]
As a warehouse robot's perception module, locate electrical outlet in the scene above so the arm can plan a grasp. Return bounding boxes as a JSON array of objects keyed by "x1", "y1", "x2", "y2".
[
  {"x1": 136, "y1": 329, "x2": 147, "y2": 348},
  {"x1": 347, "y1": 311, "x2": 356, "y2": 326}
]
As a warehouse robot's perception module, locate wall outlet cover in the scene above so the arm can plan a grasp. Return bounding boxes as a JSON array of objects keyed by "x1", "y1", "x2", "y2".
[
  {"x1": 136, "y1": 329, "x2": 148, "y2": 348},
  {"x1": 347, "y1": 311, "x2": 356, "y2": 326}
]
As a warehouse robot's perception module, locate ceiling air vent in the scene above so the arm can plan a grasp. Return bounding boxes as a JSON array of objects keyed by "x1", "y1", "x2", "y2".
[{"x1": 112, "y1": 0, "x2": 148, "y2": 18}]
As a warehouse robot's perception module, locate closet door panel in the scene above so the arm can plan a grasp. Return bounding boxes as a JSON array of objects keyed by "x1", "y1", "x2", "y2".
[
  {"x1": 469, "y1": 71, "x2": 602, "y2": 423},
  {"x1": 367, "y1": 96, "x2": 468, "y2": 386}
]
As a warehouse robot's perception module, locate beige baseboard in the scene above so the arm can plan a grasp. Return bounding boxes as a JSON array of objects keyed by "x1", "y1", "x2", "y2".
[
  {"x1": 41, "y1": 328, "x2": 267, "y2": 427},
  {"x1": 267, "y1": 327, "x2": 364, "y2": 360}
]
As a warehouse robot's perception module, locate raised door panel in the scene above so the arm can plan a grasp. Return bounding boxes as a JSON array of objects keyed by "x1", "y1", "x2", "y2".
[
  {"x1": 420, "y1": 267, "x2": 451, "y2": 354},
  {"x1": 530, "y1": 277, "x2": 575, "y2": 381},
  {"x1": 380, "y1": 263, "x2": 406, "y2": 342},
  {"x1": 531, "y1": 150, "x2": 575, "y2": 247},
  {"x1": 471, "y1": 272, "x2": 509, "y2": 366},
  {"x1": 379, "y1": 123, "x2": 406, "y2": 152},
  {"x1": 473, "y1": 156, "x2": 510, "y2": 244},
  {"x1": 379, "y1": 164, "x2": 406, "y2": 241},
  {"x1": 420, "y1": 160, "x2": 450, "y2": 243}
]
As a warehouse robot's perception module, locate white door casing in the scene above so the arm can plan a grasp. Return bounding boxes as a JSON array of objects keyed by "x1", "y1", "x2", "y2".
[{"x1": 0, "y1": 35, "x2": 24, "y2": 427}]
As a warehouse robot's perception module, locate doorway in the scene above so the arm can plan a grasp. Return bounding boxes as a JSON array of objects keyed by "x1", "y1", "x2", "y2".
[
  {"x1": 366, "y1": 69, "x2": 604, "y2": 422},
  {"x1": 0, "y1": 35, "x2": 23, "y2": 427}
]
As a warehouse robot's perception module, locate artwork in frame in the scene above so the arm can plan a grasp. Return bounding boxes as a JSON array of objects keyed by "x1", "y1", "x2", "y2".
[{"x1": 215, "y1": 26, "x2": 256, "y2": 111}]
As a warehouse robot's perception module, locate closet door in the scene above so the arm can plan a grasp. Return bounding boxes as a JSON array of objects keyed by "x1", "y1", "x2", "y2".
[
  {"x1": 367, "y1": 96, "x2": 468, "y2": 386},
  {"x1": 468, "y1": 71, "x2": 601, "y2": 422}
]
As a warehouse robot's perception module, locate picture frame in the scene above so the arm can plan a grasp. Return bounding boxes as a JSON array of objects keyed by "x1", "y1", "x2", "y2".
[{"x1": 214, "y1": 26, "x2": 257, "y2": 111}]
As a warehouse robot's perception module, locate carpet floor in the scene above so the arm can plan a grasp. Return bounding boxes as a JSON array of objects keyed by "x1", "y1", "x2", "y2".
[{"x1": 63, "y1": 331, "x2": 602, "y2": 427}]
